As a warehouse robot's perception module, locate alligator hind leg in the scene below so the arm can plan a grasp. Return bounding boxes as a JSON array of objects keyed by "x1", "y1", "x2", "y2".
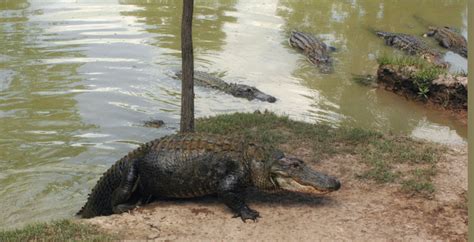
[
  {"x1": 218, "y1": 174, "x2": 260, "y2": 222},
  {"x1": 111, "y1": 160, "x2": 140, "y2": 214}
]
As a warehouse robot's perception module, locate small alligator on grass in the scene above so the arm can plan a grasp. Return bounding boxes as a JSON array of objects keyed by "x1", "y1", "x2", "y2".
[
  {"x1": 288, "y1": 31, "x2": 335, "y2": 74},
  {"x1": 175, "y1": 71, "x2": 277, "y2": 103},
  {"x1": 414, "y1": 15, "x2": 467, "y2": 58},
  {"x1": 77, "y1": 133, "x2": 340, "y2": 221},
  {"x1": 373, "y1": 30, "x2": 449, "y2": 68}
]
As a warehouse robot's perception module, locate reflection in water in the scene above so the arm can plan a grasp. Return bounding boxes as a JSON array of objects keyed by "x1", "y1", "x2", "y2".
[
  {"x1": 0, "y1": 0, "x2": 94, "y2": 228},
  {"x1": 0, "y1": 0, "x2": 468, "y2": 229},
  {"x1": 119, "y1": 0, "x2": 238, "y2": 63}
]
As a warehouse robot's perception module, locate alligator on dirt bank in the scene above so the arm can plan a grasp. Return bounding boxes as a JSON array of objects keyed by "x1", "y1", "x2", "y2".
[
  {"x1": 77, "y1": 133, "x2": 341, "y2": 221},
  {"x1": 374, "y1": 30, "x2": 449, "y2": 68},
  {"x1": 424, "y1": 26, "x2": 467, "y2": 58},
  {"x1": 288, "y1": 31, "x2": 335, "y2": 74},
  {"x1": 175, "y1": 71, "x2": 277, "y2": 103},
  {"x1": 413, "y1": 15, "x2": 467, "y2": 58}
]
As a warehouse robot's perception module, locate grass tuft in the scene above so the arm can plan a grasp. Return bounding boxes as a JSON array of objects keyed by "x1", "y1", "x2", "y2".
[
  {"x1": 377, "y1": 54, "x2": 447, "y2": 99},
  {"x1": 0, "y1": 219, "x2": 116, "y2": 242}
]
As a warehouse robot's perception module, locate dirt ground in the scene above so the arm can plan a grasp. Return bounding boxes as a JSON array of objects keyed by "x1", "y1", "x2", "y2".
[{"x1": 83, "y1": 144, "x2": 467, "y2": 241}]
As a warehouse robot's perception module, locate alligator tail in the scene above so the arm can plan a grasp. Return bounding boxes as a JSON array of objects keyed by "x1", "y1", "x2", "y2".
[{"x1": 77, "y1": 142, "x2": 154, "y2": 218}]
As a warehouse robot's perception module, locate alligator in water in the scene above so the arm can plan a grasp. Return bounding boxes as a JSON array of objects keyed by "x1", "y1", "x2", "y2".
[
  {"x1": 374, "y1": 30, "x2": 449, "y2": 68},
  {"x1": 424, "y1": 26, "x2": 467, "y2": 58},
  {"x1": 77, "y1": 133, "x2": 341, "y2": 221},
  {"x1": 413, "y1": 15, "x2": 467, "y2": 58},
  {"x1": 175, "y1": 71, "x2": 276, "y2": 103},
  {"x1": 288, "y1": 31, "x2": 335, "y2": 74},
  {"x1": 143, "y1": 119, "x2": 165, "y2": 128}
]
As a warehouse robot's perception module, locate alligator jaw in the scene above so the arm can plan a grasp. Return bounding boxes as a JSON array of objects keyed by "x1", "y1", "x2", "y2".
[
  {"x1": 254, "y1": 92, "x2": 277, "y2": 103},
  {"x1": 274, "y1": 176, "x2": 333, "y2": 194},
  {"x1": 270, "y1": 156, "x2": 341, "y2": 195},
  {"x1": 231, "y1": 84, "x2": 277, "y2": 103}
]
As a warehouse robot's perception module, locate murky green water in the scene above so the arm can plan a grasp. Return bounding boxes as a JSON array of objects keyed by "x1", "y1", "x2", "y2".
[{"x1": 0, "y1": 0, "x2": 467, "y2": 228}]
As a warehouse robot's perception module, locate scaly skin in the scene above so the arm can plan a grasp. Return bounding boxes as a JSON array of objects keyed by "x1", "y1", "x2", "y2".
[
  {"x1": 77, "y1": 133, "x2": 341, "y2": 221},
  {"x1": 413, "y1": 15, "x2": 467, "y2": 58},
  {"x1": 288, "y1": 31, "x2": 335, "y2": 74},
  {"x1": 175, "y1": 71, "x2": 277, "y2": 103},
  {"x1": 425, "y1": 26, "x2": 467, "y2": 58},
  {"x1": 375, "y1": 30, "x2": 449, "y2": 68}
]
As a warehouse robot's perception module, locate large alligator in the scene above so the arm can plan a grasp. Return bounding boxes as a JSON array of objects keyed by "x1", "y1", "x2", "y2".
[
  {"x1": 175, "y1": 71, "x2": 277, "y2": 103},
  {"x1": 424, "y1": 26, "x2": 467, "y2": 58},
  {"x1": 288, "y1": 31, "x2": 335, "y2": 74},
  {"x1": 77, "y1": 133, "x2": 340, "y2": 221},
  {"x1": 374, "y1": 30, "x2": 449, "y2": 68}
]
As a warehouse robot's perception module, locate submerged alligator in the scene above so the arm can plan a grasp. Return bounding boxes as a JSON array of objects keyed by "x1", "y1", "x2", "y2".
[
  {"x1": 374, "y1": 30, "x2": 449, "y2": 67},
  {"x1": 288, "y1": 31, "x2": 335, "y2": 74},
  {"x1": 175, "y1": 71, "x2": 276, "y2": 103},
  {"x1": 143, "y1": 119, "x2": 164, "y2": 128},
  {"x1": 77, "y1": 133, "x2": 341, "y2": 221}
]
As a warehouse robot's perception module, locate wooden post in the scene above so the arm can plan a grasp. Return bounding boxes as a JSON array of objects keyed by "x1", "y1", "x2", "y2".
[{"x1": 180, "y1": 0, "x2": 195, "y2": 133}]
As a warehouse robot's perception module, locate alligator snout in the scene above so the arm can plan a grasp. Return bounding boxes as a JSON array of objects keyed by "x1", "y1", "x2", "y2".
[{"x1": 255, "y1": 93, "x2": 277, "y2": 103}]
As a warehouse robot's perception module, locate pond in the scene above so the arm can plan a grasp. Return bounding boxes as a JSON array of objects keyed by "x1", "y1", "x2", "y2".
[{"x1": 0, "y1": 0, "x2": 467, "y2": 228}]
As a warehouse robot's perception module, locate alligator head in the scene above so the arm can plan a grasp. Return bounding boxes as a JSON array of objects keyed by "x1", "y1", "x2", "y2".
[
  {"x1": 269, "y1": 153, "x2": 340, "y2": 194},
  {"x1": 230, "y1": 84, "x2": 277, "y2": 103},
  {"x1": 306, "y1": 51, "x2": 334, "y2": 74}
]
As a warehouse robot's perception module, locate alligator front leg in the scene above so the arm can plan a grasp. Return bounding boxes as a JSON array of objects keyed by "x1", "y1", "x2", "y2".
[
  {"x1": 111, "y1": 160, "x2": 140, "y2": 214},
  {"x1": 218, "y1": 174, "x2": 260, "y2": 222},
  {"x1": 441, "y1": 38, "x2": 451, "y2": 49}
]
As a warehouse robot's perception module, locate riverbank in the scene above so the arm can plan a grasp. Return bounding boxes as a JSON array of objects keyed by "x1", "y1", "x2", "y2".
[
  {"x1": 376, "y1": 56, "x2": 467, "y2": 124},
  {"x1": 0, "y1": 112, "x2": 467, "y2": 240}
]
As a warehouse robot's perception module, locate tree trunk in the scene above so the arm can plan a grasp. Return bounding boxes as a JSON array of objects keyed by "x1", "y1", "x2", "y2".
[{"x1": 180, "y1": 0, "x2": 194, "y2": 133}]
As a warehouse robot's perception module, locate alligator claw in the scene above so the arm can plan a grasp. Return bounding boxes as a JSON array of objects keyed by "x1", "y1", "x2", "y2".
[{"x1": 233, "y1": 207, "x2": 260, "y2": 222}]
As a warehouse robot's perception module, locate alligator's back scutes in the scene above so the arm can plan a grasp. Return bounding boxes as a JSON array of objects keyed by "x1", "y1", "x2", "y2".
[
  {"x1": 375, "y1": 30, "x2": 449, "y2": 67},
  {"x1": 175, "y1": 71, "x2": 277, "y2": 103},
  {"x1": 150, "y1": 133, "x2": 243, "y2": 154},
  {"x1": 289, "y1": 31, "x2": 334, "y2": 73}
]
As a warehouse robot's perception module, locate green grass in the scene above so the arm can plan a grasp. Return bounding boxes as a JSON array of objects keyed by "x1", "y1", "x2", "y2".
[
  {"x1": 377, "y1": 55, "x2": 447, "y2": 99},
  {"x1": 0, "y1": 220, "x2": 117, "y2": 242},
  {"x1": 377, "y1": 55, "x2": 432, "y2": 67},
  {"x1": 197, "y1": 111, "x2": 442, "y2": 196}
]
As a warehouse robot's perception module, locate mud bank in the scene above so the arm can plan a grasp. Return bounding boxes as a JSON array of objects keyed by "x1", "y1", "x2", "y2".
[{"x1": 377, "y1": 64, "x2": 467, "y2": 112}]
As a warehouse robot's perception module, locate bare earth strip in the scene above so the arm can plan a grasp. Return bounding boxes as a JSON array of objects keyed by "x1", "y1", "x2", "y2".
[{"x1": 83, "y1": 144, "x2": 467, "y2": 241}]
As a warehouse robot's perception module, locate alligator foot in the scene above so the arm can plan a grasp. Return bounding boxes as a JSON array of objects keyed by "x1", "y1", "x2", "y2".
[
  {"x1": 233, "y1": 206, "x2": 261, "y2": 222},
  {"x1": 218, "y1": 174, "x2": 260, "y2": 222}
]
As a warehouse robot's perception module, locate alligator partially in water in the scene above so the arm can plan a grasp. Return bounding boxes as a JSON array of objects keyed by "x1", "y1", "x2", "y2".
[
  {"x1": 175, "y1": 71, "x2": 276, "y2": 103},
  {"x1": 77, "y1": 133, "x2": 341, "y2": 221},
  {"x1": 424, "y1": 26, "x2": 467, "y2": 58},
  {"x1": 288, "y1": 31, "x2": 335, "y2": 74},
  {"x1": 413, "y1": 15, "x2": 467, "y2": 58},
  {"x1": 374, "y1": 30, "x2": 449, "y2": 67}
]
